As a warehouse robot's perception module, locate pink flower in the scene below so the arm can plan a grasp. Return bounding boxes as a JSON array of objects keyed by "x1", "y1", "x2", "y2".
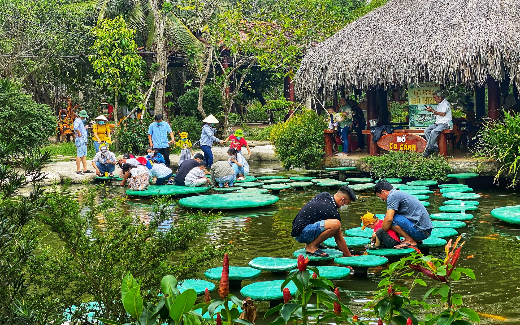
[{"x1": 218, "y1": 253, "x2": 229, "y2": 299}]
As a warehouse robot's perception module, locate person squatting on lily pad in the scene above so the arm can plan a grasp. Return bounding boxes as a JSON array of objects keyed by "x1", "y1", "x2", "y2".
[
  {"x1": 291, "y1": 186, "x2": 356, "y2": 257},
  {"x1": 374, "y1": 180, "x2": 433, "y2": 248},
  {"x1": 360, "y1": 212, "x2": 400, "y2": 249},
  {"x1": 228, "y1": 148, "x2": 249, "y2": 181},
  {"x1": 92, "y1": 145, "x2": 117, "y2": 176},
  {"x1": 210, "y1": 160, "x2": 236, "y2": 187},
  {"x1": 184, "y1": 161, "x2": 211, "y2": 187}
]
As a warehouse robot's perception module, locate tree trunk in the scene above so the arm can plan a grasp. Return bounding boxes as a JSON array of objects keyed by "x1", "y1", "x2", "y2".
[
  {"x1": 196, "y1": 46, "x2": 212, "y2": 119},
  {"x1": 114, "y1": 88, "x2": 120, "y2": 124},
  {"x1": 151, "y1": 0, "x2": 166, "y2": 117}
]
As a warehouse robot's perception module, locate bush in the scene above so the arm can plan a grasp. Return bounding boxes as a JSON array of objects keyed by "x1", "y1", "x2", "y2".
[
  {"x1": 269, "y1": 109, "x2": 327, "y2": 169},
  {"x1": 244, "y1": 101, "x2": 268, "y2": 122},
  {"x1": 473, "y1": 111, "x2": 520, "y2": 187},
  {"x1": 43, "y1": 140, "x2": 96, "y2": 159},
  {"x1": 0, "y1": 79, "x2": 56, "y2": 151},
  {"x1": 177, "y1": 85, "x2": 222, "y2": 119},
  {"x1": 114, "y1": 116, "x2": 154, "y2": 155},
  {"x1": 389, "y1": 102, "x2": 408, "y2": 123},
  {"x1": 361, "y1": 151, "x2": 452, "y2": 181},
  {"x1": 264, "y1": 99, "x2": 295, "y2": 124}
]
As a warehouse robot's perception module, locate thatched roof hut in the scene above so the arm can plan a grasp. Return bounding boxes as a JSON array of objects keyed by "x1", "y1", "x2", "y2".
[{"x1": 296, "y1": 0, "x2": 520, "y2": 98}]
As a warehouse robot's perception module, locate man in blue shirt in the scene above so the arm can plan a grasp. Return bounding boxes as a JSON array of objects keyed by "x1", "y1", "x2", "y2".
[
  {"x1": 73, "y1": 110, "x2": 93, "y2": 175},
  {"x1": 148, "y1": 114, "x2": 175, "y2": 167},
  {"x1": 374, "y1": 180, "x2": 433, "y2": 248}
]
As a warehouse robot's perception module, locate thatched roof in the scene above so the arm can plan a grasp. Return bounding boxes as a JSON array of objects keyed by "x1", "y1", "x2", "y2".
[{"x1": 296, "y1": 0, "x2": 520, "y2": 98}]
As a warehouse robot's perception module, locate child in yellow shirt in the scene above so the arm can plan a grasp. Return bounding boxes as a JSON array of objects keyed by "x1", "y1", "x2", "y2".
[{"x1": 175, "y1": 132, "x2": 194, "y2": 166}]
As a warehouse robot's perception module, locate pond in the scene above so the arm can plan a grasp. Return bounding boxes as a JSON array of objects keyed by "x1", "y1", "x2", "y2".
[{"x1": 51, "y1": 162, "x2": 520, "y2": 324}]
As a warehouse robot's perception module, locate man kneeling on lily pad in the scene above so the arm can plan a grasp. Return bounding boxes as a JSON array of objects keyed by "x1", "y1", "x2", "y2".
[{"x1": 291, "y1": 186, "x2": 356, "y2": 257}]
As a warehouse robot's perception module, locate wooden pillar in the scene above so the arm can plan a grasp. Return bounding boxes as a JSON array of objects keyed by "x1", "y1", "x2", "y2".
[
  {"x1": 324, "y1": 129, "x2": 334, "y2": 157},
  {"x1": 514, "y1": 83, "x2": 520, "y2": 112},
  {"x1": 333, "y1": 89, "x2": 338, "y2": 110},
  {"x1": 366, "y1": 88, "x2": 379, "y2": 155},
  {"x1": 377, "y1": 88, "x2": 389, "y2": 125},
  {"x1": 475, "y1": 85, "x2": 486, "y2": 119},
  {"x1": 283, "y1": 74, "x2": 295, "y2": 102},
  {"x1": 488, "y1": 77, "x2": 500, "y2": 119}
]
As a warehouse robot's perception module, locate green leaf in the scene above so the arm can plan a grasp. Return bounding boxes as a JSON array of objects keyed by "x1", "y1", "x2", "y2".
[
  {"x1": 234, "y1": 319, "x2": 254, "y2": 325},
  {"x1": 424, "y1": 287, "x2": 437, "y2": 300},
  {"x1": 121, "y1": 273, "x2": 139, "y2": 301},
  {"x1": 458, "y1": 308, "x2": 480, "y2": 322},
  {"x1": 264, "y1": 303, "x2": 283, "y2": 318},
  {"x1": 169, "y1": 289, "x2": 197, "y2": 323},
  {"x1": 393, "y1": 315, "x2": 408, "y2": 325},
  {"x1": 208, "y1": 299, "x2": 224, "y2": 318},
  {"x1": 451, "y1": 294, "x2": 463, "y2": 306},
  {"x1": 230, "y1": 295, "x2": 243, "y2": 307},
  {"x1": 452, "y1": 320, "x2": 472, "y2": 325},
  {"x1": 438, "y1": 284, "x2": 450, "y2": 298},
  {"x1": 268, "y1": 316, "x2": 286, "y2": 325},
  {"x1": 122, "y1": 287, "x2": 143, "y2": 319},
  {"x1": 280, "y1": 303, "x2": 299, "y2": 323},
  {"x1": 94, "y1": 318, "x2": 123, "y2": 325},
  {"x1": 415, "y1": 279, "x2": 427, "y2": 286},
  {"x1": 183, "y1": 313, "x2": 202, "y2": 325},
  {"x1": 309, "y1": 278, "x2": 332, "y2": 290},
  {"x1": 377, "y1": 299, "x2": 391, "y2": 319},
  {"x1": 457, "y1": 268, "x2": 476, "y2": 280},
  {"x1": 436, "y1": 314, "x2": 456, "y2": 325}
]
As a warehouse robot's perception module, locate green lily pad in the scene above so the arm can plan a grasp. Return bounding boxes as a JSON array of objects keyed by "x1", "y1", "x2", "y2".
[
  {"x1": 179, "y1": 193, "x2": 279, "y2": 210},
  {"x1": 334, "y1": 255, "x2": 388, "y2": 267},
  {"x1": 431, "y1": 221, "x2": 467, "y2": 229},
  {"x1": 239, "y1": 182, "x2": 264, "y2": 188},
  {"x1": 491, "y1": 205, "x2": 520, "y2": 224},
  {"x1": 127, "y1": 185, "x2": 211, "y2": 197},
  {"x1": 213, "y1": 187, "x2": 243, "y2": 192},
  {"x1": 178, "y1": 279, "x2": 215, "y2": 295},
  {"x1": 345, "y1": 227, "x2": 373, "y2": 238},
  {"x1": 240, "y1": 280, "x2": 297, "y2": 300},
  {"x1": 289, "y1": 182, "x2": 313, "y2": 188},
  {"x1": 262, "y1": 178, "x2": 291, "y2": 184},
  {"x1": 412, "y1": 194, "x2": 429, "y2": 201},
  {"x1": 349, "y1": 183, "x2": 376, "y2": 192},
  {"x1": 95, "y1": 176, "x2": 118, "y2": 180},
  {"x1": 421, "y1": 201, "x2": 430, "y2": 207},
  {"x1": 438, "y1": 184, "x2": 470, "y2": 189},
  {"x1": 447, "y1": 173, "x2": 479, "y2": 179},
  {"x1": 323, "y1": 236, "x2": 371, "y2": 248},
  {"x1": 442, "y1": 192, "x2": 481, "y2": 200},
  {"x1": 430, "y1": 213, "x2": 474, "y2": 221},
  {"x1": 399, "y1": 185, "x2": 429, "y2": 190},
  {"x1": 418, "y1": 237, "x2": 447, "y2": 248},
  {"x1": 345, "y1": 177, "x2": 374, "y2": 183},
  {"x1": 289, "y1": 176, "x2": 315, "y2": 181},
  {"x1": 248, "y1": 257, "x2": 297, "y2": 272},
  {"x1": 439, "y1": 205, "x2": 478, "y2": 212},
  {"x1": 443, "y1": 200, "x2": 479, "y2": 206},
  {"x1": 430, "y1": 228, "x2": 458, "y2": 238},
  {"x1": 325, "y1": 167, "x2": 357, "y2": 171},
  {"x1": 236, "y1": 188, "x2": 269, "y2": 194},
  {"x1": 315, "y1": 181, "x2": 349, "y2": 187},
  {"x1": 311, "y1": 266, "x2": 351, "y2": 280},
  {"x1": 406, "y1": 180, "x2": 438, "y2": 186},
  {"x1": 256, "y1": 176, "x2": 285, "y2": 180},
  {"x1": 204, "y1": 266, "x2": 261, "y2": 280},
  {"x1": 235, "y1": 176, "x2": 257, "y2": 182},
  {"x1": 262, "y1": 184, "x2": 291, "y2": 191},
  {"x1": 367, "y1": 247, "x2": 415, "y2": 256},
  {"x1": 293, "y1": 248, "x2": 343, "y2": 262},
  {"x1": 311, "y1": 178, "x2": 336, "y2": 183},
  {"x1": 376, "y1": 178, "x2": 402, "y2": 183},
  {"x1": 400, "y1": 189, "x2": 433, "y2": 195},
  {"x1": 440, "y1": 187, "x2": 473, "y2": 193}
]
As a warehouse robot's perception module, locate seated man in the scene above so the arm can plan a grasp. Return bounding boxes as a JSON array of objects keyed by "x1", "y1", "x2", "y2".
[
  {"x1": 210, "y1": 160, "x2": 236, "y2": 187},
  {"x1": 374, "y1": 180, "x2": 433, "y2": 248},
  {"x1": 291, "y1": 186, "x2": 356, "y2": 257},
  {"x1": 92, "y1": 145, "x2": 117, "y2": 176},
  {"x1": 360, "y1": 212, "x2": 400, "y2": 249},
  {"x1": 147, "y1": 159, "x2": 173, "y2": 185},
  {"x1": 174, "y1": 153, "x2": 204, "y2": 186},
  {"x1": 184, "y1": 161, "x2": 211, "y2": 187},
  {"x1": 423, "y1": 90, "x2": 452, "y2": 157}
]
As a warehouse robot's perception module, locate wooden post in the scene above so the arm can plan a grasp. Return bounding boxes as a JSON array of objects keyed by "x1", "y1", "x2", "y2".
[
  {"x1": 333, "y1": 89, "x2": 338, "y2": 110},
  {"x1": 488, "y1": 77, "x2": 500, "y2": 119},
  {"x1": 366, "y1": 88, "x2": 379, "y2": 156},
  {"x1": 324, "y1": 129, "x2": 334, "y2": 157},
  {"x1": 514, "y1": 83, "x2": 520, "y2": 112},
  {"x1": 475, "y1": 86, "x2": 486, "y2": 119}
]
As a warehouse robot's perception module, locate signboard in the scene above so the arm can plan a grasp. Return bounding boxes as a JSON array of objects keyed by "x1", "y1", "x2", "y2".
[
  {"x1": 408, "y1": 83, "x2": 439, "y2": 129},
  {"x1": 377, "y1": 133, "x2": 427, "y2": 152}
]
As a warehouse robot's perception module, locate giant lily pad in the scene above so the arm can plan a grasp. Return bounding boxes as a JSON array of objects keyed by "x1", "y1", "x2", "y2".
[
  {"x1": 439, "y1": 205, "x2": 478, "y2": 212},
  {"x1": 213, "y1": 187, "x2": 243, "y2": 192},
  {"x1": 323, "y1": 236, "x2": 370, "y2": 248},
  {"x1": 421, "y1": 201, "x2": 430, "y2": 207},
  {"x1": 334, "y1": 255, "x2": 388, "y2": 267},
  {"x1": 447, "y1": 173, "x2": 479, "y2": 179},
  {"x1": 293, "y1": 248, "x2": 343, "y2": 261},
  {"x1": 442, "y1": 192, "x2": 481, "y2": 200},
  {"x1": 178, "y1": 279, "x2": 215, "y2": 295},
  {"x1": 376, "y1": 178, "x2": 402, "y2": 183},
  {"x1": 311, "y1": 266, "x2": 351, "y2": 280},
  {"x1": 431, "y1": 221, "x2": 467, "y2": 229},
  {"x1": 248, "y1": 257, "x2": 297, "y2": 272},
  {"x1": 256, "y1": 176, "x2": 285, "y2": 180},
  {"x1": 418, "y1": 237, "x2": 447, "y2": 248},
  {"x1": 438, "y1": 184, "x2": 470, "y2": 188},
  {"x1": 430, "y1": 213, "x2": 474, "y2": 221},
  {"x1": 262, "y1": 184, "x2": 291, "y2": 191},
  {"x1": 345, "y1": 177, "x2": 374, "y2": 183},
  {"x1": 311, "y1": 178, "x2": 336, "y2": 183},
  {"x1": 239, "y1": 182, "x2": 264, "y2": 188},
  {"x1": 262, "y1": 178, "x2": 291, "y2": 184},
  {"x1": 179, "y1": 193, "x2": 279, "y2": 209},
  {"x1": 406, "y1": 180, "x2": 437, "y2": 186},
  {"x1": 236, "y1": 188, "x2": 269, "y2": 194},
  {"x1": 400, "y1": 189, "x2": 433, "y2": 195},
  {"x1": 443, "y1": 200, "x2": 479, "y2": 206},
  {"x1": 430, "y1": 228, "x2": 458, "y2": 238},
  {"x1": 325, "y1": 167, "x2": 357, "y2": 171},
  {"x1": 127, "y1": 185, "x2": 210, "y2": 197},
  {"x1": 289, "y1": 182, "x2": 313, "y2": 188},
  {"x1": 345, "y1": 227, "x2": 373, "y2": 238},
  {"x1": 440, "y1": 187, "x2": 473, "y2": 193},
  {"x1": 412, "y1": 194, "x2": 429, "y2": 201},
  {"x1": 204, "y1": 266, "x2": 261, "y2": 281},
  {"x1": 289, "y1": 176, "x2": 315, "y2": 181},
  {"x1": 316, "y1": 181, "x2": 349, "y2": 187},
  {"x1": 235, "y1": 176, "x2": 257, "y2": 182},
  {"x1": 491, "y1": 205, "x2": 520, "y2": 224},
  {"x1": 399, "y1": 185, "x2": 429, "y2": 191},
  {"x1": 240, "y1": 280, "x2": 297, "y2": 301},
  {"x1": 349, "y1": 183, "x2": 376, "y2": 192},
  {"x1": 366, "y1": 248, "x2": 415, "y2": 256}
]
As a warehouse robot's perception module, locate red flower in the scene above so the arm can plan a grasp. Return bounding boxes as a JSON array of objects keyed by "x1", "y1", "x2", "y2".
[
  {"x1": 353, "y1": 315, "x2": 359, "y2": 322},
  {"x1": 283, "y1": 287, "x2": 291, "y2": 303},
  {"x1": 297, "y1": 254, "x2": 309, "y2": 271},
  {"x1": 312, "y1": 272, "x2": 317, "y2": 279},
  {"x1": 333, "y1": 287, "x2": 341, "y2": 315},
  {"x1": 406, "y1": 317, "x2": 413, "y2": 325},
  {"x1": 216, "y1": 313, "x2": 222, "y2": 325},
  {"x1": 205, "y1": 287, "x2": 211, "y2": 303},
  {"x1": 377, "y1": 319, "x2": 383, "y2": 325},
  {"x1": 218, "y1": 253, "x2": 229, "y2": 299}
]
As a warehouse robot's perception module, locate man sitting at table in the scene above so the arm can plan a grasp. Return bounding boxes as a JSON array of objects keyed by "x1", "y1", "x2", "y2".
[{"x1": 423, "y1": 90, "x2": 452, "y2": 157}]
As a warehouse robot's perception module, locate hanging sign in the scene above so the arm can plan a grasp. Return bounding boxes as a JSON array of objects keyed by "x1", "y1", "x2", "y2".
[
  {"x1": 408, "y1": 83, "x2": 439, "y2": 129},
  {"x1": 377, "y1": 133, "x2": 427, "y2": 152}
]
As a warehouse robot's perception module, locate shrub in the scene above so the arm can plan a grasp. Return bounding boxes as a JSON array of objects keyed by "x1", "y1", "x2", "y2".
[
  {"x1": 264, "y1": 98, "x2": 295, "y2": 123},
  {"x1": 244, "y1": 101, "x2": 268, "y2": 122},
  {"x1": 269, "y1": 109, "x2": 327, "y2": 169},
  {"x1": 43, "y1": 140, "x2": 96, "y2": 159},
  {"x1": 114, "y1": 116, "x2": 154, "y2": 155},
  {"x1": 177, "y1": 85, "x2": 222, "y2": 119},
  {"x1": 389, "y1": 102, "x2": 408, "y2": 123},
  {"x1": 361, "y1": 151, "x2": 452, "y2": 181},
  {"x1": 169, "y1": 115, "x2": 202, "y2": 144},
  {"x1": 473, "y1": 111, "x2": 520, "y2": 187},
  {"x1": 0, "y1": 79, "x2": 56, "y2": 151}
]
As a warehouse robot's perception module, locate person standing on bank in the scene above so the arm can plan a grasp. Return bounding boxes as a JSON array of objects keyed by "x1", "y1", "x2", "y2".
[
  {"x1": 336, "y1": 97, "x2": 353, "y2": 156},
  {"x1": 148, "y1": 114, "x2": 175, "y2": 167},
  {"x1": 92, "y1": 115, "x2": 112, "y2": 152},
  {"x1": 423, "y1": 91, "x2": 452, "y2": 157},
  {"x1": 199, "y1": 114, "x2": 223, "y2": 170},
  {"x1": 291, "y1": 186, "x2": 356, "y2": 257},
  {"x1": 74, "y1": 110, "x2": 93, "y2": 175}
]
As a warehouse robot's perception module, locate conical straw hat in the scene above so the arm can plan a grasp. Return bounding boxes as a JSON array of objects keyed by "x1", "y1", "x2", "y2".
[{"x1": 202, "y1": 114, "x2": 219, "y2": 124}]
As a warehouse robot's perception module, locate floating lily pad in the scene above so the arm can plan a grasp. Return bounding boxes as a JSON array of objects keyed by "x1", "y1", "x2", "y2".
[
  {"x1": 248, "y1": 257, "x2": 297, "y2": 272},
  {"x1": 406, "y1": 180, "x2": 438, "y2": 186},
  {"x1": 205, "y1": 266, "x2": 261, "y2": 281},
  {"x1": 440, "y1": 187, "x2": 473, "y2": 193},
  {"x1": 289, "y1": 182, "x2": 313, "y2": 188},
  {"x1": 293, "y1": 248, "x2": 343, "y2": 261},
  {"x1": 431, "y1": 221, "x2": 467, "y2": 229},
  {"x1": 376, "y1": 178, "x2": 402, "y2": 183},
  {"x1": 323, "y1": 236, "x2": 371, "y2": 248},
  {"x1": 236, "y1": 188, "x2": 269, "y2": 194},
  {"x1": 127, "y1": 185, "x2": 211, "y2": 197},
  {"x1": 316, "y1": 181, "x2": 349, "y2": 187},
  {"x1": 443, "y1": 200, "x2": 479, "y2": 206},
  {"x1": 399, "y1": 185, "x2": 429, "y2": 190},
  {"x1": 442, "y1": 192, "x2": 481, "y2": 200},
  {"x1": 438, "y1": 184, "x2": 470, "y2": 188},
  {"x1": 421, "y1": 201, "x2": 430, "y2": 207},
  {"x1": 412, "y1": 194, "x2": 429, "y2": 201},
  {"x1": 289, "y1": 176, "x2": 315, "y2": 181},
  {"x1": 418, "y1": 237, "x2": 447, "y2": 248},
  {"x1": 491, "y1": 205, "x2": 520, "y2": 224},
  {"x1": 439, "y1": 205, "x2": 478, "y2": 212},
  {"x1": 179, "y1": 193, "x2": 279, "y2": 210},
  {"x1": 311, "y1": 178, "x2": 336, "y2": 183},
  {"x1": 447, "y1": 173, "x2": 479, "y2": 179},
  {"x1": 345, "y1": 178, "x2": 374, "y2": 183},
  {"x1": 345, "y1": 227, "x2": 373, "y2": 238},
  {"x1": 325, "y1": 167, "x2": 357, "y2": 171},
  {"x1": 256, "y1": 176, "x2": 285, "y2": 180},
  {"x1": 213, "y1": 187, "x2": 243, "y2": 192},
  {"x1": 400, "y1": 189, "x2": 433, "y2": 195},
  {"x1": 334, "y1": 255, "x2": 388, "y2": 267},
  {"x1": 430, "y1": 228, "x2": 458, "y2": 238},
  {"x1": 262, "y1": 184, "x2": 291, "y2": 191},
  {"x1": 178, "y1": 279, "x2": 215, "y2": 295},
  {"x1": 349, "y1": 183, "x2": 375, "y2": 192},
  {"x1": 311, "y1": 266, "x2": 351, "y2": 280},
  {"x1": 366, "y1": 248, "x2": 415, "y2": 256},
  {"x1": 239, "y1": 182, "x2": 264, "y2": 188},
  {"x1": 430, "y1": 213, "x2": 474, "y2": 221},
  {"x1": 262, "y1": 178, "x2": 291, "y2": 184},
  {"x1": 240, "y1": 280, "x2": 297, "y2": 301},
  {"x1": 235, "y1": 176, "x2": 257, "y2": 182}
]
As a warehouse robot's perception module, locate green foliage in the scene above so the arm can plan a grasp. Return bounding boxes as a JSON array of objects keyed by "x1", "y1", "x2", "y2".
[
  {"x1": 473, "y1": 111, "x2": 520, "y2": 187},
  {"x1": 389, "y1": 102, "x2": 408, "y2": 123},
  {"x1": 362, "y1": 151, "x2": 452, "y2": 181},
  {"x1": 177, "y1": 85, "x2": 222, "y2": 119},
  {"x1": 242, "y1": 125, "x2": 275, "y2": 141},
  {"x1": 115, "y1": 116, "x2": 155, "y2": 155},
  {"x1": 270, "y1": 109, "x2": 327, "y2": 169},
  {"x1": 169, "y1": 115, "x2": 202, "y2": 143},
  {"x1": 43, "y1": 140, "x2": 96, "y2": 159},
  {"x1": 0, "y1": 79, "x2": 56, "y2": 151}
]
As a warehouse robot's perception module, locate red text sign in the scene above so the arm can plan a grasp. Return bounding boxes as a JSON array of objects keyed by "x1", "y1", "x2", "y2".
[{"x1": 377, "y1": 133, "x2": 427, "y2": 152}]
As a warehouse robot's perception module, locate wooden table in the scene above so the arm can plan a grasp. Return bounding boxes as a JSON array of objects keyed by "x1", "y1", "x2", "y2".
[{"x1": 361, "y1": 129, "x2": 453, "y2": 156}]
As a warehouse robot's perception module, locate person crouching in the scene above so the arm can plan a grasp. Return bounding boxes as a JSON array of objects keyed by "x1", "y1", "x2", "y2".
[{"x1": 184, "y1": 161, "x2": 211, "y2": 187}]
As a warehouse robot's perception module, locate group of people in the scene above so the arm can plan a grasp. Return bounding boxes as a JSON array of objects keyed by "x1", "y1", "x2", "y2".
[
  {"x1": 292, "y1": 180, "x2": 432, "y2": 257},
  {"x1": 326, "y1": 97, "x2": 366, "y2": 156}
]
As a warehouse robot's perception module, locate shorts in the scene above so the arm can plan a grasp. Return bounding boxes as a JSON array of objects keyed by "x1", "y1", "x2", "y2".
[
  {"x1": 76, "y1": 141, "x2": 87, "y2": 157},
  {"x1": 392, "y1": 214, "x2": 431, "y2": 241},
  {"x1": 295, "y1": 220, "x2": 325, "y2": 243}
]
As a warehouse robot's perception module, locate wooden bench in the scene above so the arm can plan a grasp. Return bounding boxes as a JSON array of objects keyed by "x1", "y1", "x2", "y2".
[{"x1": 361, "y1": 129, "x2": 453, "y2": 156}]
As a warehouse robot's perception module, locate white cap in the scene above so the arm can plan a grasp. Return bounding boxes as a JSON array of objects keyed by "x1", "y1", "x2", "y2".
[
  {"x1": 95, "y1": 115, "x2": 109, "y2": 121},
  {"x1": 202, "y1": 114, "x2": 219, "y2": 124}
]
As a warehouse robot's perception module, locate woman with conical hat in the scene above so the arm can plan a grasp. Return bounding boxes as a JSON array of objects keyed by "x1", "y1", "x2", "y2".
[
  {"x1": 199, "y1": 114, "x2": 223, "y2": 169},
  {"x1": 92, "y1": 114, "x2": 112, "y2": 153}
]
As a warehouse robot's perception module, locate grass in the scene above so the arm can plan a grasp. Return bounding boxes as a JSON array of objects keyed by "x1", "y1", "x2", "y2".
[{"x1": 43, "y1": 141, "x2": 97, "y2": 160}]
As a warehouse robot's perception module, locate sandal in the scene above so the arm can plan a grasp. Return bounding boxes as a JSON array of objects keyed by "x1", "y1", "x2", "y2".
[
  {"x1": 83, "y1": 170, "x2": 94, "y2": 173},
  {"x1": 394, "y1": 243, "x2": 417, "y2": 249},
  {"x1": 76, "y1": 171, "x2": 83, "y2": 175},
  {"x1": 305, "y1": 249, "x2": 329, "y2": 257}
]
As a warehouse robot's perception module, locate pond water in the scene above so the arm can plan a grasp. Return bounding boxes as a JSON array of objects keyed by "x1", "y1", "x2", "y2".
[{"x1": 54, "y1": 162, "x2": 520, "y2": 324}]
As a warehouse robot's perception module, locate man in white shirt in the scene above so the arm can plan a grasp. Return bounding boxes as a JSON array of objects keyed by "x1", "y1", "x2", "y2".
[
  {"x1": 423, "y1": 91, "x2": 452, "y2": 157},
  {"x1": 184, "y1": 161, "x2": 211, "y2": 187}
]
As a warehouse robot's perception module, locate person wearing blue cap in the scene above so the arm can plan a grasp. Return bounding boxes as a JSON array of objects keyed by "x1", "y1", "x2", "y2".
[{"x1": 74, "y1": 110, "x2": 93, "y2": 175}]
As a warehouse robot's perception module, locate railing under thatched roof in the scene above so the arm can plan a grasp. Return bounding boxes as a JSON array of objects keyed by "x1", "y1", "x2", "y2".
[{"x1": 296, "y1": 0, "x2": 520, "y2": 98}]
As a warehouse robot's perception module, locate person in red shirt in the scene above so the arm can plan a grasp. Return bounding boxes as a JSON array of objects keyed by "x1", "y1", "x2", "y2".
[
  {"x1": 224, "y1": 129, "x2": 251, "y2": 155},
  {"x1": 361, "y1": 212, "x2": 400, "y2": 249}
]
